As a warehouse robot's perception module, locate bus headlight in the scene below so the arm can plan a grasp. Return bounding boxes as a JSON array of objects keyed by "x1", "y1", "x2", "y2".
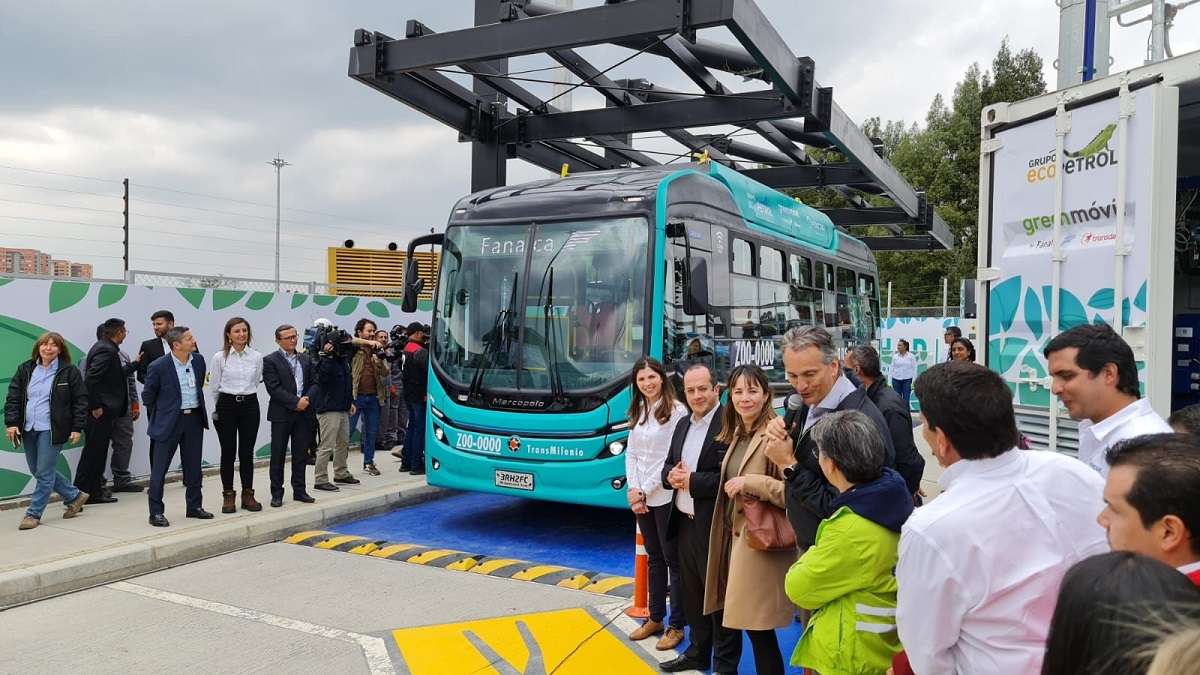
[
  {"x1": 607, "y1": 441, "x2": 625, "y2": 456},
  {"x1": 611, "y1": 478, "x2": 626, "y2": 490},
  {"x1": 434, "y1": 426, "x2": 445, "y2": 442}
]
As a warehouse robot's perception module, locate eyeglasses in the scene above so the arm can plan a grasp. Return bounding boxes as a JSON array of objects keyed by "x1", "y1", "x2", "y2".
[{"x1": 279, "y1": 335, "x2": 298, "y2": 341}]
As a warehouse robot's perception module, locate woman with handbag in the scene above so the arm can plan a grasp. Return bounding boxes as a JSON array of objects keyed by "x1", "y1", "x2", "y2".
[
  {"x1": 703, "y1": 363, "x2": 796, "y2": 675},
  {"x1": 624, "y1": 356, "x2": 689, "y2": 649},
  {"x1": 785, "y1": 410, "x2": 913, "y2": 674}
]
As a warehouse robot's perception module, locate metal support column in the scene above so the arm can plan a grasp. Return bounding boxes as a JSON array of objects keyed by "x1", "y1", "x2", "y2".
[{"x1": 471, "y1": 0, "x2": 507, "y2": 192}]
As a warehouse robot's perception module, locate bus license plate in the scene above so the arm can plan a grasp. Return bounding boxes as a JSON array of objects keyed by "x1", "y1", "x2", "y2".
[{"x1": 495, "y1": 469, "x2": 534, "y2": 491}]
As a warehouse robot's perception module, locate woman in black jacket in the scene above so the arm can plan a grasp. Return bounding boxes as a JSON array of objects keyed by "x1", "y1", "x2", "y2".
[{"x1": 4, "y1": 332, "x2": 89, "y2": 530}]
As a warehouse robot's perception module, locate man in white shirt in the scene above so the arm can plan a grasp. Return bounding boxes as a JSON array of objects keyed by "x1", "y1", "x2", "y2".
[
  {"x1": 1100, "y1": 433, "x2": 1200, "y2": 587},
  {"x1": 1045, "y1": 324, "x2": 1170, "y2": 476},
  {"x1": 896, "y1": 361, "x2": 1108, "y2": 675},
  {"x1": 659, "y1": 363, "x2": 739, "y2": 674}
]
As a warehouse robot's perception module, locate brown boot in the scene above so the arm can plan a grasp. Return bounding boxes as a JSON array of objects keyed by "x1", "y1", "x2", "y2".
[
  {"x1": 241, "y1": 488, "x2": 262, "y2": 512},
  {"x1": 222, "y1": 490, "x2": 237, "y2": 514},
  {"x1": 628, "y1": 619, "x2": 663, "y2": 641}
]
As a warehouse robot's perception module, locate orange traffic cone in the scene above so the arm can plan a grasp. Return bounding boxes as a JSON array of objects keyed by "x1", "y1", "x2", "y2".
[{"x1": 625, "y1": 522, "x2": 650, "y2": 619}]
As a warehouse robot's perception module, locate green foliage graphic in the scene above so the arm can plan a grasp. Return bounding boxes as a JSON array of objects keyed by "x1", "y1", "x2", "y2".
[
  {"x1": 291, "y1": 294, "x2": 308, "y2": 309},
  {"x1": 98, "y1": 284, "x2": 128, "y2": 308},
  {"x1": 244, "y1": 292, "x2": 274, "y2": 311},
  {"x1": 177, "y1": 288, "x2": 206, "y2": 309},
  {"x1": 212, "y1": 290, "x2": 247, "y2": 310},
  {"x1": 334, "y1": 297, "x2": 359, "y2": 316},
  {"x1": 366, "y1": 301, "x2": 390, "y2": 319},
  {"x1": 0, "y1": 468, "x2": 32, "y2": 500},
  {"x1": 49, "y1": 281, "x2": 89, "y2": 313}
]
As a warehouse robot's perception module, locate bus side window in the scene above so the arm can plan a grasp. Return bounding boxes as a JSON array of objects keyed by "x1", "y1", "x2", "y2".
[
  {"x1": 732, "y1": 238, "x2": 753, "y2": 275},
  {"x1": 789, "y1": 254, "x2": 812, "y2": 288}
]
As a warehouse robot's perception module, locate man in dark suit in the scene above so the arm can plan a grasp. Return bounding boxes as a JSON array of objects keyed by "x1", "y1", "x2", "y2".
[
  {"x1": 658, "y1": 362, "x2": 739, "y2": 674},
  {"x1": 262, "y1": 324, "x2": 317, "y2": 507},
  {"x1": 846, "y1": 345, "x2": 926, "y2": 501},
  {"x1": 75, "y1": 318, "x2": 139, "y2": 503},
  {"x1": 761, "y1": 326, "x2": 898, "y2": 549},
  {"x1": 135, "y1": 309, "x2": 174, "y2": 384},
  {"x1": 142, "y1": 326, "x2": 212, "y2": 527}
]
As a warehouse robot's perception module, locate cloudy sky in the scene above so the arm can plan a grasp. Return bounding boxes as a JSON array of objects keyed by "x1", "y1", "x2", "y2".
[{"x1": 1, "y1": 0, "x2": 1197, "y2": 282}]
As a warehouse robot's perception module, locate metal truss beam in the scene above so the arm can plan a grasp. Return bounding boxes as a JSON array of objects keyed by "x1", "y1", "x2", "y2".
[
  {"x1": 497, "y1": 91, "x2": 796, "y2": 144},
  {"x1": 857, "y1": 236, "x2": 947, "y2": 251},
  {"x1": 360, "y1": 0, "x2": 730, "y2": 74},
  {"x1": 741, "y1": 164, "x2": 874, "y2": 188},
  {"x1": 405, "y1": 19, "x2": 658, "y2": 167}
]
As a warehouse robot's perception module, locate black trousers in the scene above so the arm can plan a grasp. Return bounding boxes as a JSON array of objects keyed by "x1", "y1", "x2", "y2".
[
  {"x1": 75, "y1": 413, "x2": 115, "y2": 497},
  {"x1": 723, "y1": 627, "x2": 784, "y2": 675},
  {"x1": 636, "y1": 503, "x2": 685, "y2": 628},
  {"x1": 677, "y1": 513, "x2": 741, "y2": 671},
  {"x1": 148, "y1": 410, "x2": 204, "y2": 516},
  {"x1": 214, "y1": 394, "x2": 260, "y2": 490},
  {"x1": 270, "y1": 415, "x2": 312, "y2": 499}
]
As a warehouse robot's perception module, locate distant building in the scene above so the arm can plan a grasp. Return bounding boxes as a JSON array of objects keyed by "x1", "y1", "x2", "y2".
[{"x1": 0, "y1": 248, "x2": 92, "y2": 278}]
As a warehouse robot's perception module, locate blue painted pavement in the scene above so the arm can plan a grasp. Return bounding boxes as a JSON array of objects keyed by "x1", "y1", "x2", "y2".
[{"x1": 336, "y1": 492, "x2": 805, "y2": 674}]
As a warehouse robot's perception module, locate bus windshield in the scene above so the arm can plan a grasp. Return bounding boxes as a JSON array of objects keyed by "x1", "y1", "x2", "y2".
[{"x1": 433, "y1": 217, "x2": 649, "y2": 395}]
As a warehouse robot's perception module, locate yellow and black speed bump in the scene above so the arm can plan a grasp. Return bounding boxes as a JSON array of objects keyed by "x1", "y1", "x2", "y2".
[{"x1": 283, "y1": 529, "x2": 635, "y2": 599}]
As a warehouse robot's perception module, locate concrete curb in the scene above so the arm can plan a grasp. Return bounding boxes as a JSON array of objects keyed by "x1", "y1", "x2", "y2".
[{"x1": 0, "y1": 484, "x2": 449, "y2": 610}]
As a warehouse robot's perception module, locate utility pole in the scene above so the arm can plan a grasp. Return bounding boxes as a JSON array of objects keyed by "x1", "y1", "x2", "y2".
[
  {"x1": 269, "y1": 156, "x2": 290, "y2": 291},
  {"x1": 122, "y1": 178, "x2": 130, "y2": 280}
]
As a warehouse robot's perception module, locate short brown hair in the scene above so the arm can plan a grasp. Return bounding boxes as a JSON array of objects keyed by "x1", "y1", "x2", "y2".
[{"x1": 32, "y1": 332, "x2": 71, "y2": 364}]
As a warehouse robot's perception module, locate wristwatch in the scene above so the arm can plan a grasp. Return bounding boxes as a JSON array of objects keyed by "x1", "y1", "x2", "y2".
[{"x1": 782, "y1": 463, "x2": 800, "y2": 480}]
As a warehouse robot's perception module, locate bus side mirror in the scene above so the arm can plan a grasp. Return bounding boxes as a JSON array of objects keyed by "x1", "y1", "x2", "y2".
[
  {"x1": 684, "y1": 258, "x2": 709, "y2": 316},
  {"x1": 402, "y1": 258, "x2": 422, "y2": 313}
]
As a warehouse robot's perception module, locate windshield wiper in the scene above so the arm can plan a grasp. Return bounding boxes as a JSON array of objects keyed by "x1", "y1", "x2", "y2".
[
  {"x1": 467, "y1": 271, "x2": 519, "y2": 402},
  {"x1": 542, "y1": 266, "x2": 566, "y2": 404}
]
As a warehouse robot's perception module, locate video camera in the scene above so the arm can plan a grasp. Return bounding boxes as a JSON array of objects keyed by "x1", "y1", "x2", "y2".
[
  {"x1": 304, "y1": 320, "x2": 354, "y2": 359},
  {"x1": 375, "y1": 325, "x2": 409, "y2": 363}
]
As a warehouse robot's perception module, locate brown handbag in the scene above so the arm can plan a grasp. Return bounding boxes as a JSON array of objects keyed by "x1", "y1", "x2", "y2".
[{"x1": 741, "y1": 495, "x2": 797, "y2": 551}]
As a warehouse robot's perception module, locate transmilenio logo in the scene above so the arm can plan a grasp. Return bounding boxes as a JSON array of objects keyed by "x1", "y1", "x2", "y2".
[{"x1": 1025, "y1": 123, "x2": 1118, "y2": 183}]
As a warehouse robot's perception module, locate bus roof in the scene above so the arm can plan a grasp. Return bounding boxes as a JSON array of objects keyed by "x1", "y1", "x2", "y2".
[{"x1": 451, "y1": 163, "x2": 865, "y2": 257}]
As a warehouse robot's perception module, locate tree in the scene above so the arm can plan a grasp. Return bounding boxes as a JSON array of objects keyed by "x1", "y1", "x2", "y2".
[{"x1": 868, "y1": 38, "x2": 1046, "y2": 308}]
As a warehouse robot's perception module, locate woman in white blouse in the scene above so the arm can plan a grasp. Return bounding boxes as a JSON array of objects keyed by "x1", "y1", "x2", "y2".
[
  {"x1": 890, "y1": 339, "x2": 917, "y2": 405},
  {"x1": 209, "y1": 317, "x2": 264, "y2": 514},
  {"x1": 624, "y1": 356, "x2": 688, "y2": 649}
]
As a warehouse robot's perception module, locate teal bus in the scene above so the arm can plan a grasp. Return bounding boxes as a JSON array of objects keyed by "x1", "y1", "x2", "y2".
[{"x1": 401, "y1": 161, "x2": 881, "y2": 508}]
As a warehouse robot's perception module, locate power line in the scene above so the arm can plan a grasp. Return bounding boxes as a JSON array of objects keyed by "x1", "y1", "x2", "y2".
[
  {"x1": 0, "y1": 196, "x2": 123, "y2": 215},
  {"x1": 0, "y1": 164, "x2": 121, "y2": 184},
  {"x1": 0, "y1": 181, "x2": 123, "y2": 199},
  {"x1": 129, "y1": 240, "x2": 325, "y2": 261},
  {"x1": 129, "y1": 212, "x2": 342, "y2": 245},
  {"x1": 0, "y1": 214, "x2": 124, "y2": 229},
  {"x1": 0, "y1": 229, "x2": 124, "y2": 245},
  {"x1": 128, "y1": 220, "x2": 327, "y2": 254}
]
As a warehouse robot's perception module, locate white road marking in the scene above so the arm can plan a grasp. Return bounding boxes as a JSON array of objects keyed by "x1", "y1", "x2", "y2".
[{"x1": 108, "y1": 581, "x2": 394, "y2": 675}]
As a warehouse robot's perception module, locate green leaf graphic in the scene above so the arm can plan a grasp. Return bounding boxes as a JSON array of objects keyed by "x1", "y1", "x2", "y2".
[
  {"x1": 244, "y1": 292, "x2": 273, "y2": 310},
  {"x1": 385, "y1": 297, "x2": 404, "y2": 306},
  {"x1": 989, "y1": 276, "x2": 1021, "y2": 334},
  {"x1": 0, "y1": 468, "x2": 32, "y2": 499},
  {"x1": 1134, "y1": 281, "x2": 1147, "y2": 311},
  {"x1": 312, "y1": 295, "x2": 336, "y2": 306},
  {"x1": 212, "y1": 290, "x2": 246, "y2": 310},
  {"x1": 334, "y1": 297, "x2": 359, "y2": 316},
  {"x1": 366, "y1": 301, "x2": 390, "y2": 319},
  {"x1": 1122, "y1": 298, "x2": 1131, "y2": 327},
  {"x1": 989, "y1": 338, "x2": 1028, "y2": 374},
  {"x1": 291, "y1": 294, "x2": 308, "y2": 309},
  {"x1": 0, "y1": 278, "x2": 13, "y2": 287},
  {"x1": 49, "y1": 281, "x2": 89, "y2": 313},
  {"x1": 1041, "y1": 286, "x2": 1088, "y2": 331},
  {"x1": 0, "y1": 315, "x2": 86, "y2": 393},
  {"x1": 55, "y1": 453, "x2": 72, "y2": 482},
  {"x1": 178, "y1": 288, "x2": 206, "y2": 309},
  {"x1": 417, "y1": 299, "x2": 434, "y2": 312},
  {"x1": 97, "y1": 284, "x2": 128, "y2": 308},
  {"x1": 1023, "y1": 288, "x2": 1043, "y2": 340},
  {"x1": 1087, "y1": 288, "x2": 1114, "y2": 310},
  {"x1": 255, "y1": 442, "x2": 272, "y2": 460}
]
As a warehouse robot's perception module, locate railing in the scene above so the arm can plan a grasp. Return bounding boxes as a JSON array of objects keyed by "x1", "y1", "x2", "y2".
[
  {"x1": 887, "y1": 306, "x2": 964, "y2": 319},
  {"x1": 127, "y1": 270, "x2": 405, "y2": 297}
]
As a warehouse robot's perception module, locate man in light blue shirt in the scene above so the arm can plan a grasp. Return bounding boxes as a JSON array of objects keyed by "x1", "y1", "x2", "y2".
[{"x1": 142, "y1": 326, "x2": 212, "y2": 527}]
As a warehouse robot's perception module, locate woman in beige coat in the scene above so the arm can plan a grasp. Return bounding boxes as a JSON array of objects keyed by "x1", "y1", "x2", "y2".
[{"x1": 703, "y1": 364, "x2": 796, "y2": 675}]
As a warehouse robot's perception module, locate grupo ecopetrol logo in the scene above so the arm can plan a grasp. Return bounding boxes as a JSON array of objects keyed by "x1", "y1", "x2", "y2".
[{"x1": 1026, "y1": 123, "x2": 1118, "y2": 183}]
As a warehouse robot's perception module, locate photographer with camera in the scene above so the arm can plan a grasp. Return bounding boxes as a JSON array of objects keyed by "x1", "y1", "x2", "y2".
[
  {"x1": 349, "y1": 319, "x2": 387, "y2": 477},
  {"x1": 375, "y1": 327, "x2": 408, "y2": 461},
  {"x1": 304, "y1": 319, "x2": 379, "y2": 491},
  {"x1": 401, "y1": 321, "x2": 429, "y2": 475}
]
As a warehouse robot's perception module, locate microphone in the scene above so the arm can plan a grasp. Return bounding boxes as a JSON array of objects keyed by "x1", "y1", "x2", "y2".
[{"x1": 783, "y1": 394, "x2": 805, "y2": 432}]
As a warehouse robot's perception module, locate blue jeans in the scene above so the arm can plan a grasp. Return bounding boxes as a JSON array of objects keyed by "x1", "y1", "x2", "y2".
[
  {"x1": 23, "y1": 430, "x2": 81, "y2": 519},
  {"x1": 403, "y1": 400, "x2": 426, "y2": 470},
  {"x1": 892, "y1": 378, "x2": 913, "y2": 405},
  {"x1": 350, "y1": 395, "x2": 381, "y2": 466}
]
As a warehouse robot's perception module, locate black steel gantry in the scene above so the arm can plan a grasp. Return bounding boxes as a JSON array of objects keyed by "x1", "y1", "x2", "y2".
[{"x1": 347, "y1": 0, "x2": 952, "y2": 251}]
